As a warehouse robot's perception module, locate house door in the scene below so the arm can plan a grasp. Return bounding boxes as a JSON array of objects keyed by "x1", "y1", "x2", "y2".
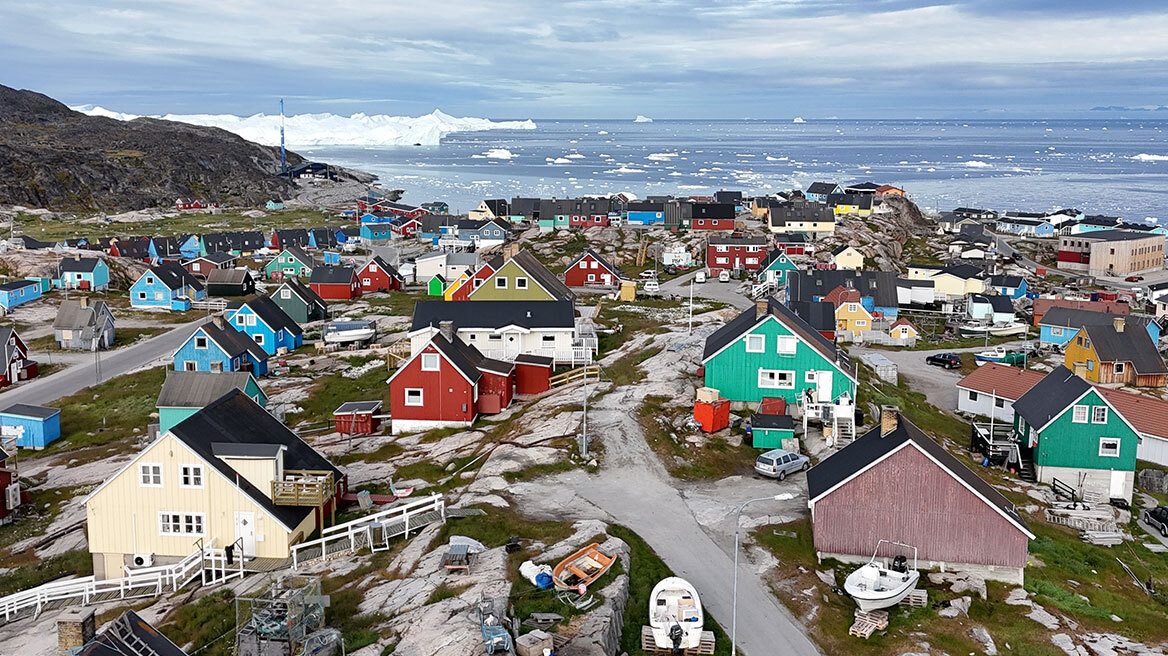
[
  {"x1": 1073, "y1": 363, "x2": 1087, "y2": 378},
  {"x1": 233, "y1": 511, "x2": 256, "y2": 558},
  {"x1": 504, "y1": 332, "x2": 521, "y2": 360},
  {"x1": 8, "y1": 361, "x2": 18, "y2": 382},
  {"x1": 1109, "y1": 470, "x2": 1126, "y2": 500},
  {"x1": 815, "y1": 371, "x2": 833, "y2": 403}
]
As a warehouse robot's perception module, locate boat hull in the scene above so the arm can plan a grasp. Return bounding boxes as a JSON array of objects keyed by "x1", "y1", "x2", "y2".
[
  {"x1": 323, "y1": 329, "x2": 376, "y2": 344},
  {"x1": 844, "y1": 564, "x2": 920, "y2": 611},
  {"x1": 649, "y1": 577, "x2": 704, "y2": 650},
  {"x1": 552, "y1": 543, "x2": 615, "y2": 591}
]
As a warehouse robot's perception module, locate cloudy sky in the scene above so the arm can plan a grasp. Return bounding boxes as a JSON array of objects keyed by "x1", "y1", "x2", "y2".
[{"x1": 3, "y1": 0, "x2": 1168, "y2": 119}]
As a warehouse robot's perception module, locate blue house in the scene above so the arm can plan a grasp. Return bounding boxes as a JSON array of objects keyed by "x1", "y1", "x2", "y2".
[
  {"x1": 805, "y1": 182, "x2": 842, "y2": 203},
  {"x1": 1038, "y1": 307, "x2": 1160, "y2": 348},
  {"x1": 57, "y1": 256, "x2": 111, "y2": 292},
  {"x1": 172, "y1": 319, "x2": 269, "y2": 375},
  {"x1": 0, "y1": 404, "x2": 61, "y2": 449},
  {"x1": 360, "y1": 214, "x2": 396, "y2": 241},
  {"x1": 225, "y1": 296, "x2": 303, "y2": 356},
  {"x1": 178, "y1": 235, "x2": 202, "y2": 260},
  {"x1": 129, "y1": 263, "x2": 205, "y2": 310},
  {"x1": 625, "y1": 201, "x2": 665, "y2": 225},
  {"x1": 988, "y1": 275, "x2": 1028, "y2": 300},
  {"x1": 323, "y1": 250, "x2": 342, "y2": 265},
  {"x1": 0, "y1": 280, "x2": 42, "y2": 312},
  {"x1": 996, "y1": 216, "x2": 1057, "y2": 238}
]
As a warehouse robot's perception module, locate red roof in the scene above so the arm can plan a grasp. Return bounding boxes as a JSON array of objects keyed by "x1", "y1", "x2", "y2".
[
  {"x1": 1098, "y1": 388, "x2": 1168, "y2": 440},
  {"x1": 824, "y1": 285, "x2": 862, "y2": 308},
  {"x1": 955, "y1": 363, "x2": 1046, "y2": 401},
  {"x1": 1031, "y1": 297, "x2": 1129, "y2": 326},
  {"x1": 890, "y1": 317, "x2": 918, "y2": 330}
]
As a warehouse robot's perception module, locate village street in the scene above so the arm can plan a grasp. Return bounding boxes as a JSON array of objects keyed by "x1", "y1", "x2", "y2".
[{"x1": 659, "y1": 269, "x2": 755, "y2": 310}]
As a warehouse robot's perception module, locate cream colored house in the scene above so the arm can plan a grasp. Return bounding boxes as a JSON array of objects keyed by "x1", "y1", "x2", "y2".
[
  {"x1": 907, "y1": 264, "x2": 987, "y2": 300},
  {"x1": 830, "y1": 245, "x2": 865, "y2": 270},
  {"x1": 85, "y1": 391, "x2": 343, "y2": 579}
]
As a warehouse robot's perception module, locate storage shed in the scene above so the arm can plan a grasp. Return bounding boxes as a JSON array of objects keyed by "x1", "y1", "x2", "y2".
[
  {"x1": 514, "y1": 354, "x2": 554, "y2": 395},
  {"x1": 1, "y1": 403, "x2": 62, "y2": 449},
  {"x1": 859, "y1": 352, "x2": 898, "y2": 384},
  {"x1": 749, "y1": 413, "x2": 794, "y2": 449},
  {"x1": 333, "y1": 401, "x2": 384, "y2": 436}
]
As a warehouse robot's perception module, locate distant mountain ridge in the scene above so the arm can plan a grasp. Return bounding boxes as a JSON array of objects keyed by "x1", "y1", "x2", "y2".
[{"x1": 0, "y1": 84, "x2": 319, "y2": 212}]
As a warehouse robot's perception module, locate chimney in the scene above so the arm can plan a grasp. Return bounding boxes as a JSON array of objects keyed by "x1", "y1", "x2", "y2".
[
  {"x1": 504, "y1": 243, "x2": 520, "y2": 259},
  {"x1": 212, "y1": 316, "x2": 225, "y2": 329},
  {"x1": 73, "y1": 254, "x2": 81, "y2": 261},
  {"x1": 58, "y1": 607, "x2": 95, "y2": 653},
  {"x1": 1113, "y1": 317, "x2": 1125, "y2": 333},
  {"x1": 880, "y1": 405, "x2": 899, "y2": 437},
  {"x1": 438, "y1": 321, "x2": 455, "y2": 342},
  {"x1": 755, "y1": 299, "x2": 769, "y2": 320},
  {"x1": 78, "y1": 296, "x2": 88, "y2": 308}
]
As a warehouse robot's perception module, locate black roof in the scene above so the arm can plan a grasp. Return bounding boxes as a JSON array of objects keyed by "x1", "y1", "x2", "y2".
[
  {"x1": 58, "y1": 256, "x2": 104, "y2": 274},
  {"x1": 1039, "y1": 306, "x2": 1150, "y2": 330},
  {"x1": 0, "y1": 280, "x2": 39, "y2": 292},
  {"x1": 309, "y1": 265, "x2": 356, "y2": 285},
  {"x1": 310, "y1": 227, "x2": 338, "y2": 249},
  {"x1": 0, "y1": 403, "x2": 60, "y2": 419},
  {"x1": 789, "y1": 301, "x2": 836, "y2": 334},
  {"x1": 1013, "y1": 366, "x2": 1090, "y2": 430},
  {"x1": 1083, "y1": 322, "x2": 1167, "y2": 375},
  {"x1": 282, "y1": 245, "x2": 314, "y2": 266},
  {"x1": 276, "y1": 228, "x2": 311, "y2": 247},
  {"x1": 1076, "y1": 229, "x2": 1159, "y2": 242},
  {"x1": 514, "y1": 353, "x2": 554, "y2": 367},
  {"x1": 236, "y1": 295, "x2": 302, "y2": 336},
  {"x1": 830, "y1": 244, "x2": 857, "y2": 256},
  {"x1": 78, "y1": 610, "x2": 187, "y2": 656},
  {"x1": 772, "y1": 232, "x2": 808, "y2": 244},
  {"x1": 411, "y1": 300, "x2": 575, "y2": 332},
  {"x1": 335, "y1": 400, "x2": 382, "y2": 414},
  {"x1": 149, "y1": 262, "x2": 204, "y2": 292},
  {"x1": 627, "y1": 201, "x2": 665, "y2": 212},
  {"x1": 787, "y1": 270, "x2": 900, "y2": 309},
  {"x1": 769, "y1": 200, "x2": 833, "y2": 227},
  {"x1": 169, "y1": 391, "x2": 340, "y2": 530},
  {"x1": 566, "y1": 249, "x2": 624, "y2": 279},
  {"x1": 751, "y1": 413, "x2": 794, "y2": 430},
  {"x1": 273, "y1": 278, "x2": 327, "y2": 311},
  {"x1": 844, "y1": 181, "x2": 881, "y2": 192},
  {"x1": 708, "y1": 234, "x2": 767, "y2": 246},
  {"x1": 970, "y1": 294, "x2": 1014, "y2": 313},
  {"x1": 509, "y1": 197, "x2": 542, "y2": 216},
  {"x1": 691, "y1": 203, "x2": 735, "y2": 220},
  {"x1": 483, "y1": 199, "x2": 509, "y2": 215},
  {"x1": 807, "y1": 413, "x2": 1030, "y2": 535},
  {"x1": 15, "y1": 235, "x2": 55, "y2": 249},
  {"x1": 715, "y1": 191, "x2": 743, "y2": 204},
  {"x1": 806, "y1": 182, "x2": 839, "y2": 195},
  {"x1": 701, "y1": 307, "x2": 761, "y2": 360},
  {"x1": 157, "y1": 370, "x2": 257, "y2": 408},
  {"x1": 988, "y1": 275, "x2": 1023, "y2": 288}
]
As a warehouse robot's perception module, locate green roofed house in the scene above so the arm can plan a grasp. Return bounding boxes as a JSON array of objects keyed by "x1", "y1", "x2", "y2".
[
  {"x1": 427, "y1": 274, "x2": 446, "y2": 296},
  {"x1": 1012, "y1": 365, "x2": 1138, "y2": 503},
  {"x1": 156, "y1": 370, "x2": 268, "y2": 434},
  {"x1": 702, "y1": 298, "x2": 857, "y2": 407}
]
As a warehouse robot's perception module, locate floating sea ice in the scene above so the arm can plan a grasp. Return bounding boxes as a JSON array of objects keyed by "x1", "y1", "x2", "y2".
[{"x1": 1132, "y1": 153, "x2": 1168, "y2": 162}]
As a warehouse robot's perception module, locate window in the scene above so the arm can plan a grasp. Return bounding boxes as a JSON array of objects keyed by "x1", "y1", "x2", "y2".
[
  {"x1": 516, "y1": 277, "x2": 528, "y2": 289},
  {"x1": 184, "y1": 361, "x2": 197, "y2": 371},
  {"x1": 1072, "y1": 405, "x2": 1089, "y2": 423},
  {"x1": 758, "y1": 369, "x2": 795, "y2": 389},
  {"x1": 488, "y1": 334, "x2": 502, "y2": 342},
  {"x1": 159, "y1": 512, "x2": 205, "y2": 536},
  {"x1": 1114, "y1": 362, "x2": 1125, "y2": 375},
  {"x1": 210, "y1": 361, "x2": 223, "y2": 373},
  {"x1": 421, "y1": 353, "x2": 440, "y2": 371},
  {"x1": 137, "y1": 292, "x2": 147, "y2": 300},
  {"x1": 855, "y1": 319, "x2": 867, "y2": 327},
  {"x1": 236, "y1": 315, "x2": 246, "y2": 326},
  {"x1": 1092, "y1": 406, "x2": 1109, "y2": 424},
  {"x1": 968, "y1": 391, "x2": 979, "y2": 401},
  {"x1": 280, "y1": 289, "x2": 291, "y2": 299},
  {"x1": 154, "y1": 292, "x2": 164, "y2": 301},
  {"x1": 805, "y1": 371, "x2": 818, "y2": 383},
  {"x1": 404, "y1": 388, "x2": 424, "y2": 406},
  {"x1": 847, "y1": 303, "x2": 858, "y2": 313},
  {"x1": 745, "y1": 335, "x2": 765, "y2": 353},
  {"x1": 369, "y1": 263, "x2": 378, "y2": 272},
  {"x1": 246, "y1": 314, "x2": 256, "y2": 327},
  {"x1": 776, "y1": 336, "x2": 797, "y2": 355},
  {"x1": 180, "y1": 465, "x2": 203, "y2": 488},
  {"x1": 716, "y1": 257, "x2": 728, "y2": 265},
  {"x1": 1050, "y1": 327, "x2": 1064, "y2": 337},
  {"x1": 995, "y1": 398, "x2": 1006, "y2": 408},
  {"x1": 145, "y1": 276, "x2": 155, "y2": 285},
  {"x1": 495, "y1": 277, "x2": 508, "y2": 289},
  {"x1": 587, "y1": 273, "x2": 596, "y2": 282},
  {"x1": 253, "y1": 334, "x2": 264, "y2": 345},
  {"x1": 1099, "y1": 437, "x2": 1121, "y2": 458},
  {"x1": 194, "y1": 336, "x2": 208, "y2": 349},
  {"x1": 139, "y1": 463, "x2": 162, "y2": 487}
]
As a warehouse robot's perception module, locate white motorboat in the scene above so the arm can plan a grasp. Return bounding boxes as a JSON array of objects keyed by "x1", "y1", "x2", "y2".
[
  {"x1": 844, "y1": 541, "x2": 920, "y2": 611},
  {"x1": 323, "y1": 319, "x2": 376, "y2": 344},
  {"x1": 988, "y1": 321, "x2": 1027, "y2": 337},
  {"x1": 649, "y1": 577, "x2": 704, "y2": 651}
]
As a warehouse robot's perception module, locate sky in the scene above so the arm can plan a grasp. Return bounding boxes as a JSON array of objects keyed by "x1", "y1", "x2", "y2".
[{"x1": 3, "y1": 0, "x2": 1168, "y2": 119}]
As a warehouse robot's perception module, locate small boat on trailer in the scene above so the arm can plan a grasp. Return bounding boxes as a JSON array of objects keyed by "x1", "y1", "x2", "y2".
[
  {"x1": 844, "y1": 541, "x2": 920, "y2": 611},
  {"x1": 648, "y1": 577, "x2": 705, "y2": 652},
  {"x1": 974, "y1": 345, "x2": 1008, "y2": 364},
  {"x1": 552, "y1": 543, "x2": 615, "y2": 591},
  {"x1": 323, "y1": 318, "x2": 376, "y2": 344}
]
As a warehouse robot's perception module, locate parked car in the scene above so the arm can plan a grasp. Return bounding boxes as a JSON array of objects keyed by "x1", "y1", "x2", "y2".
[
  {"x1": 925, "y1": 353, "x2": 962, "y2": 369},
  {"x1": 718, "y1": 270, "x2": 730, "y2": 283},
  {"x1": 1125, "y1": 276, "x2": 1144, "y2": 282},
  {"x1": 754, "y1": 448, "x2": 810, "y2": 481},
  {"x1": 694, "y1": 271, "x2": 707, "y2": 284},
  {"x1": 642, "y1": 280, "x2": 660, "y2": 293},
  {"x1": 1144, "y1": 506, "x2": 1168, "y2": 537},
  {"x1": 639, "y1": 270, "x2": 658, "y2": 280},
  {"x1": 663, "y1": 265, "x2": 678, "y2": 275}
]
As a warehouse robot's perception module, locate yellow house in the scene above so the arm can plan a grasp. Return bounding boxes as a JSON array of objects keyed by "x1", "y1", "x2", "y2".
[
  {"x1": 835, "y1": 300, "x2": 874, "y2": 338},
  {"x1": 443, "y1": 272, "x2": 470, "y2": 301},
  {"x1": 85, "y1": 391, "x2": 342, "y2": 579},
  {"x1": 889, "y1": 318, "x2": 920, "y2": 340},
  {"x1": 830, "y1": 245, "x2": 865, "y2": 270}
]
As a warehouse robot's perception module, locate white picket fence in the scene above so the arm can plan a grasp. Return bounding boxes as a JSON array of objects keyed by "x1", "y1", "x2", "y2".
[
  {"x1": 291, "y1": 494, "x2": 446, "y2": 569},
  {"x1": 0, "y1": 538, "x2": 243, "y2": 623}
]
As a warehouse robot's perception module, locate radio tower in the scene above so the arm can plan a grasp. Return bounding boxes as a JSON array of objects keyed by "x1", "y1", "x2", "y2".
[{"x1": 280, "y1": 98, "x2": 287, "y2": 176}]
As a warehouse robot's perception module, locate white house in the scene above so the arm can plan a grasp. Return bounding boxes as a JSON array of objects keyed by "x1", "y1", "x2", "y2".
[
  {"x1": 955, "y1": 363, "x2": 1046, "y2": 422},
  {"x1": 408, "y1": 299, "x2": 594, "y2": 365}
]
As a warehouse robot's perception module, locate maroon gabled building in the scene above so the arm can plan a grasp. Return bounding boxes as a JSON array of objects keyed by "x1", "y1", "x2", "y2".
[
  {"x1": 690, "y1": 202, "x2": 736, "y2": 230},
  {"x1": 562, "y1": 249, "x2": 624, "y2": 288},
  {"x1": 705, "y1": 235, "x2": 767, "y2": 272},
  {"x1": 808, "y1": 409, "x2": 1034, "y2": 584},
  {"x1": 309, "y1": 265, "x2": 361, "y2": 300},
  {"x1": 357, "y1": 255, "x2": 404, "y2": 293}
]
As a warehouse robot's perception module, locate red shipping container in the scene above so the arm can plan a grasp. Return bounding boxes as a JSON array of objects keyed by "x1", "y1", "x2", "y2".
[
  {"x1": 758, "y1": 397, "x2": 787, "y2": 416},
  {"x1": 693, "y1": 399, "x2": 730, "y2": 433}
]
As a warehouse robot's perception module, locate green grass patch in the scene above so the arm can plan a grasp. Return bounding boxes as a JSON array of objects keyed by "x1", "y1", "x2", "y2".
[
  {"x1": 0, "y1": 549, "x2": 92, "y2": 596},
  {"x1": 502, "y1": 460, "x2": 576, "y2": 483},
  {"x1": 425, "y1": 582, "x2": 464, "y2": 605},
  {"x1": 0, "y1": 485, "x2": 84, "y2": 553},
  {"x1": 436, "y1": 505, "x2": 574, "y2": 549},
  {"x1": 159, "y1": 590, "x2": 237, "y2": 656},
  {"x1": 606, "y1": 345, "x2": 665, "y2": 386},
  {"x1": 335, "y1": 440, "x2": 405, "y2": 466},
  {"x1": 112, "y1": 325, "x2": 170, "y2": 347},
  {"x1": 637, "y1": 395, "x2": 756, "y2": 480},
  {"x1": 15, "y1": 207, "x2": 338, "y2": 242},
  {"x1": 295, "y1": 359, "x2": 390, "y2": 427}
]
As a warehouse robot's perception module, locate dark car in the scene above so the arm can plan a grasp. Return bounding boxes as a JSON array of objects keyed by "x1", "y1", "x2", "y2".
[
  {"x1": 925, "y1": 353, "x2": 962, "y2": 369},
  {"x1": 1144, "y1": 506, "x2": 1168, "y2": 537},
  {"x1": 1125, "y1": 276, "x2": 1144, "y2": 282}
]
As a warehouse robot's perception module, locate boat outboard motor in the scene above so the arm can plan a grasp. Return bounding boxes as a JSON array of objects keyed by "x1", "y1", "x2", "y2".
[
  {"x1": 891, "y1": 555, "x2": 908, "y2": 573},
  {"x1": 669, "y1": 623, "x2": 685, "y2": 653}
]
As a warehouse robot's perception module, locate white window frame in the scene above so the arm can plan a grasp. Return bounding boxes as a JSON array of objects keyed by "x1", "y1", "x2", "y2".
[
  {"x1": 180, "y1": 465, "x2": 204, "y2": 489},
  {"x1": 805, "y1": 370, "x2": 818, "y2": 383},
  {"x1": 194, "y1": 336, "x2": 208, "y2": 350},
  {"x1": 776, "y1": 335, "x2": 797, "y2": 355},
  {"x1": 516, "y1": 277, "x2": 528, "y2": 289},
  {"x1": 1113, "y1": 362, "x2": 1125, "y2": 375},
  {"x1": 184, "y1": 361, "x2": 197, "y2": 371},
  {"x1": 758, "y1": 369, "x2": 795, "y2": 390},
  {"x1": 246, "y1": 314, "x2": 257, "y2": 327},
  {"x1": 421, "y1": 353, "x2": 440, "y2": 371},
  {"x1": 745, "y1": 334, "x2": 765, "y2": 353},
  {"x1": 404, "y1": 388, "x2": 424, "y2": 406},
  {"x1": 855, "y1": 319, "x2": 867, "y2": 327},
  {"x1": 280, "y1": 289, "x2": 291, "y2": 299},
  {"x1": 1050, "y1": 326, "x2": 1064, "y2": 337},
  {"x1": 495, "y1": 277, "x2": 508, "y2": 289},
  {"x1": 159, "y1": 512, "x2": 206, "y2": 536},
  {"x1": 1098, "y1": 437, "x2": 1121, "y2": 458},
  {"x1": 254, "y1": 334, "x2": 264, "y2": 346},
  {"x1": 139, "y1": 463, "x2": 163, "y2": 487},
  {"x1": 1072, "y1": 405, "x2": 1089, "y2": 423},
  {"x1": 1091, "y1": 406, "x2": 1109, "y2": 424}
]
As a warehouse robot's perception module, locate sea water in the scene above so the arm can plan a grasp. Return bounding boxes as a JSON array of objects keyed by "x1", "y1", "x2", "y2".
[{"x1": 305, "y1": 118, "x2": 1168, "y2": 220}]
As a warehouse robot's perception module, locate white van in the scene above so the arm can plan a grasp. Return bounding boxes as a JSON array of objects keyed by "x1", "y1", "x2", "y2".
[
  {"x1": 694, "y1": 271, "x2": 706, "y2": 284},
  {"x1": 718, "y1": 270, "x2": 730, "y2": 283}
]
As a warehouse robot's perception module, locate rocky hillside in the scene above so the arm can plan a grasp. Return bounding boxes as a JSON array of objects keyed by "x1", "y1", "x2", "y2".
[{"x1": 0, "y1": 85, "x2": 326, "y2": 212}]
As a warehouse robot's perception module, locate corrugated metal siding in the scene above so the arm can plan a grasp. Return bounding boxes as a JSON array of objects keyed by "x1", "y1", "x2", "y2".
[{"x1": 812, "y1": 445, "x2": 1028, "y2": 568}]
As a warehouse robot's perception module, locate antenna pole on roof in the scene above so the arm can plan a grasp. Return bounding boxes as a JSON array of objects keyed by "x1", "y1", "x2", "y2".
[{"x1": 280, "y1": 98, "x2": 287, "y2": 177}]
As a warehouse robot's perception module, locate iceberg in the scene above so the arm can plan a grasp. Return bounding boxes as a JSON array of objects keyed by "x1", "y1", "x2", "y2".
[
  {"x1": 792, "y1": 117, "x2": 806, "y2": 123},
  {"x1": 633, "y1": 115, "x2": 653, "y2": 123},
  {"x1": 70, "y1": 105, "x2": 536, "y2": 147},
  {"x1": 1132, "y1": 153, "x2": 1168, "y2": 162}
]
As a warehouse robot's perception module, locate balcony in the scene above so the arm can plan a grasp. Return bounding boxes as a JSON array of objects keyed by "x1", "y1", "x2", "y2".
[{"x1": 272, "y1": 470, "x2": 335, "y2": 507}]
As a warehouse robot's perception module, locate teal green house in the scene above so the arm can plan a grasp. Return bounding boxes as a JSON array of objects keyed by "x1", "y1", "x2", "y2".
[
  {"x1": 702, "y1": 300, "x2": 856, "y2": 406},
  {"x1": 758, "y1": 250, "x2": 798, "y2": 287},
  {"x1": 265, "y1": 246, "x2": 314, "y2": 280},
  {"x1": 1012, "y1": 366, "x2": 1137, "y2": 502},
  {"x1": 156, "y1": 370, "x2": 267, "y2": 434}
]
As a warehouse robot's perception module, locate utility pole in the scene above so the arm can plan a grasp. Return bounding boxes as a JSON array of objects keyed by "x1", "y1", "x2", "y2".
[{"x1": 580, "y1": 365, "x2": 589, "y2": 459}]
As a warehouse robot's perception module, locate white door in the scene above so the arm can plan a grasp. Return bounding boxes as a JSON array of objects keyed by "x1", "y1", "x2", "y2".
[
  {"x1": 815, "y1": 371, "x2": 833, "y2": 403},
  {"x1": 504, "y1": 333, "x2": 521, "y2": 360},
  {"x1": 1109, "y1": 470, "x2": 1126, "y2": 499},
  {"x1": 234, "y1": 511, "x2": 256, "y2": 557}
]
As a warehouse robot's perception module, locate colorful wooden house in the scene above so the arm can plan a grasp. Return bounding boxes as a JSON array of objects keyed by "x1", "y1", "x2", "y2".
[
  {"x1": 804, "y1": 182, "x2": 841, "y2": 203},
  {"x1": 702, "y1": 299, "x2": 856, "y2": 405},
  {"x1": 427, "y1": 274, "x2": 446, "y2": 297},
  {"x1": 272, "y1": 229, "x2": 311, "y2": 250},
  {"x1": 466, "y1": 250, "x2": 575, "y2": 302},
  {"x1": 749, "y1": 413, "x2": 794, "y2": 449},
  {"x1": 265, "y1": 246, "x2": 314, "y2": 280},
  {"x1": 57, "y1": 256, "x2": 111, "y2": 291},
  {"x1": 889, "y1": 318, "x2": 919, "y2": 341},
  {"x1": 226, "y1": 296, "x2": 303, "y2": 355},
  {"x1": 562, "y1": 249, "x2": 624, "y2": 288},
  {"x1": 129, "y1": 264, "x2": 204, "y2": 310},
  {"x1": 442, "y1": 272, "x2": 471, "y2": 301},
  {"x1": 205, "y1": 268, "x2": 257, "y2": 297},
  {"x1": 831, "y1": 289, "x2": 875, "y2": 338},
  {"x1": 1038, "y1": 307, "x2": 1158, "y2": 349},
  {"x1": 0, "y1": 404, "x2": 61, "y2": 449},
  {"x1": 447, "y1": 257, "x2": 503, "y2": 301},
  {"x1": 0, "y1": 448, "x2": 23, "y2": 524},
  {"x1": 0, "y1": 280, "x2": 41, "y2": 312},
  {"x1": 706, "y1": 236, "x2": 768, "y2": 273},
  {"x1": 183, "y1": 252, "x2": 237, "y2": 280},
  {"x1": 0, "y1": 327, "x2": 36, "y2": 388},
  {"x1": 689, "y1": 203, "x2": 736, "y2": 230},
  {"x1": 269, "y1": 279, "x2": 328, "y2": 324},
  {"x1": 155, "y1": 370, "x2": 267, "y2": 434},
  {"x1": 387, "y1": 331, "x2": 515, "y2": 434},
  {"x1": 1063, "y1": 320, "x2": 1168, "y2": 388},
  {"x1": 988, "y1": 275, "x2": 1028, "y2": 300},
  {"x1": 829, "y1": 245, "x2": 864, "y2": 270},
  {"x1": 1013, "y1": 366, "x2": 1139, "y2": 502},
  {"x1": 309, "y1": 266, "x2": 361, "y2": 301},
  {"x1": 357, "y1": 255, "x2": 404, "y2": 293},
  {"x1": 172, "y1": 319, "x2": 269, "y2": 376},
  {"x1": 53, "y1": 299, "x2": 115, "y2": 351}
]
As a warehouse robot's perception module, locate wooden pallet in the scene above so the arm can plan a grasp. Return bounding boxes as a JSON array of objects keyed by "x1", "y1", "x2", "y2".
[
  {"x1": 849, "y1": 618, "x2": 881, "y2": 639},
  {"x1": 849, "y1": 608, "x2": 889, "y2": 638},
  {"x1": 900, "y1": 589, "x2": 928, "y2": 608},
  {"x1": 640, "y1": 626, "x2": 715, "y2": 655}
]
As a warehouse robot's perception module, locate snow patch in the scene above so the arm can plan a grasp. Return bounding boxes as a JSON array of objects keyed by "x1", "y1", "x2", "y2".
[
  {"x1": 646, "y1": 152, "x2": 679, "y2": 161},
  {"x1": 471, "y1": 148, "x2": 517, "y2": 160},
  {"x1": 604, "y1": 166, "x2": 645, "y2": 174},
  {"x1": 792, "y1": 117, "x2": 806, "y2": 123}
]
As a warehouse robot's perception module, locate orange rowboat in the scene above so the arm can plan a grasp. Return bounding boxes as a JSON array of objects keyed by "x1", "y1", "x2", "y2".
[{"x1": 552, "y1": 543, "x2": 615, "y2": 591}]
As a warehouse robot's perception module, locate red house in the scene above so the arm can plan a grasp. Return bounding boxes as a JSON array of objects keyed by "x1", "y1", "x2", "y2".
[
  {"x1": 387, "y1": 331, "x2": 515, "y2": 434},
  {"x1": 569, "y1": 213, "x2": 610, "y2": 228},
  {"x1": 773, "y1": 234, "x2": 811, "y2": 257},
  {"x1": 309, "y1": 265, "x2": 361, "y2": 300},
  {"x1": 0, "y1": 448, "x2": 25, "y2": 525},
  {"x1": 357, "y1": 255, "x2": 404, "y2": 293},
  {"x1": 389, "y1": 216, "x2": 422, "y2": 239},
  {"x1": 183, "y1": 253, "x2": 237, "y2": 280},
  {"x1": 808, "y1": 410, "x2": 1034, "y2": 584},
  {"x1": 563, "y1": 249, "x2": 624, "y2": 288},
  {"x1": 173, "y1": 198, "x2": 217, "y2": 210},
  {"x1": 333, "y1": 401, "x2": 383, "y2": 435},
  {"x1": 690, "y1": 203, "x2": 736, "y2": 230},
  {"x1": 706, "y1": 235, "x2": 767, "y2": 272},
  {"x1": 448, "y1": 257, "x2": 503, "y2": 301},
  {"x1": 0, "y1": 327, "x2": 36, "y2": 389}
]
